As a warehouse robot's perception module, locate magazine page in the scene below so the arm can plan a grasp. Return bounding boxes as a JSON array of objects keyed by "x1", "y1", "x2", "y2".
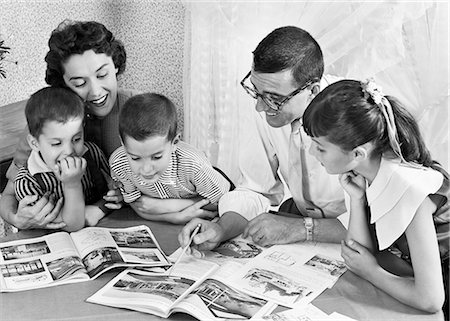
[
  {"x1": 172, "y1": 260, "x2": 277, "y2": 321},
  {"x1": 70, "y1": 225, "x2": 170, "y2": 278},
  {"x1": 169, "y1": 235, "x2": 265, "y2": 266},
  {"x1": 86, "y1": 256, "x2": 219, "y2": 318},
  {"x1": 0, "y1": 232, "x2": 89, "y2": 291},
  {"x1": 226, "y1": 242, "x2": 347, "y2": 309}
]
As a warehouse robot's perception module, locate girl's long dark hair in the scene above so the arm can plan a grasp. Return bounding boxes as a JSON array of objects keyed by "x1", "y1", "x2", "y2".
[{"x1": 303, "y1": 79, "x2": 434, "y2": 167}]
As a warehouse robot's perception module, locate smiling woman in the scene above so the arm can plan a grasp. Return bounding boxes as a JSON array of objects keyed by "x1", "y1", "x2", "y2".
[{"x1": 0, "y1": 20, "x2": 140, "y2": 232}]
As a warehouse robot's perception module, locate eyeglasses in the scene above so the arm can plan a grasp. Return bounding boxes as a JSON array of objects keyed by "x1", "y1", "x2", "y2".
[{"x1": 240, "y1": 71, "x2": 315, "y2": 112}]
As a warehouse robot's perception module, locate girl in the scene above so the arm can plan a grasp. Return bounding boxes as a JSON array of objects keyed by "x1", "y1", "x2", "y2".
[{"x1": 302, "y1": 79, "x2": 449, "y2": 316}]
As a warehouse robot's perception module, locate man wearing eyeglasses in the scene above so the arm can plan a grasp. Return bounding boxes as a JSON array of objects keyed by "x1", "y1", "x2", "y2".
[{"x1": 179, "y1": 26, "x2": 347, "y2": 251}]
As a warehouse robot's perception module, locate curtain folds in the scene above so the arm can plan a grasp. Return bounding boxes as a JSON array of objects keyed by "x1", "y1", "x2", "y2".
[{"x1": 182, "y1": 1, "x2": 449, "y2": 182}]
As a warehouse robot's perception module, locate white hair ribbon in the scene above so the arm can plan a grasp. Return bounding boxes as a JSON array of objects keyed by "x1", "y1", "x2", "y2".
[{"x1": 362, "y1": 79, "x2": 407, "y2": 163}]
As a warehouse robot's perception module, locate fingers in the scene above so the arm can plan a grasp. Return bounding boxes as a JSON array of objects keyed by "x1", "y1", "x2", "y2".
[
  {"x1": 179, "y1": 219, "x2": 204, "y2": 247},
  {"x1": 243, "y1": 220, "x2": 262, "y2": 239},
  {"x1": 18, "y1": 194, "x2": 39, "y2": 208},
  {"x1": 103, "y1": 189, "x2": 124, "y2": 206},
  {"x1": 192, "y1": 199, "x2": 210, "y2": 210},
  {"x1": 20, "y1": 192, "x2": 52, "y2": 218},
  {"x1": 104, "y1": 202, "x2": 122, "y2": 210},
  {"x1": 344, "y1": 239, "x2": 364, "y2": 253},
  {"x1": 43, "y1": 197, "x2": 64, "y2": 223},
  {"x1": 44, "y1": 222, "x2": 67, "y2": 229}
]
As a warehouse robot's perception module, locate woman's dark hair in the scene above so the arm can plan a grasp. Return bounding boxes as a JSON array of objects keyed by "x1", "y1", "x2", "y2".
[
  {"x1": 253, "y1": 26, "x2": 324, "y2": 86},
  {"x1": 303, "y1": 79, "x2": 433, "y2": 167},
  {"x1": 45, "y1": 20, "x2": 126, "y2": 87},
  {"x1": 119, "y1": 93, "x2": 178, "y2": 143}
]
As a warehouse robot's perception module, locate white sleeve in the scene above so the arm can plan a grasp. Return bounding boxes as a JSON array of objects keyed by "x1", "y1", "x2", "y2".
[{"x1": 219, "y1": 112, "x2": 285, "y2": 219}]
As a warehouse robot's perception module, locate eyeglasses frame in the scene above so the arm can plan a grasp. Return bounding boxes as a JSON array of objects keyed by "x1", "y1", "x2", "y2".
[{"x1": 240, "y1": 71, "x2": 317, "y2": 112}]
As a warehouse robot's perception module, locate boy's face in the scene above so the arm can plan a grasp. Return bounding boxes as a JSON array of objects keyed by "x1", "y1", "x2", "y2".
[
  {"x1": 250, "y1": 69, "x2": 314, "y2": 128},
  {"x1": 28, "y1": 117, "x2": 85, "y2": 170},
  {"x1": 123, "y1": 135, "x2": 177, "y2": 184},
  {"x1": 62, "y1": 50, "x2": 119, "y2": 118}
]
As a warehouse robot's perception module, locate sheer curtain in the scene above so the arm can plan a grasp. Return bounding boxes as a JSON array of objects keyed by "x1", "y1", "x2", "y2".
[{"x1": 182, "y1": 1, "x2": 449, "y2": 183}]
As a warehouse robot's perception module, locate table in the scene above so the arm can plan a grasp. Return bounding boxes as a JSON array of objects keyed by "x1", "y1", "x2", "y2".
[{"x1": 0, "y1": 207, "x2": 444, "y2": 321}]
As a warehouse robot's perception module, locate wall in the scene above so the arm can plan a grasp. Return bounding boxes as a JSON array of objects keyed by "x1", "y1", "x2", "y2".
[{"x1": 0, "y1": 0, "x2": 185, "y2": 128}]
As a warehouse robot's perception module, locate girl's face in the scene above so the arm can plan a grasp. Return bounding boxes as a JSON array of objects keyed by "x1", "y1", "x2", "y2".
[
  {"x1": 123, "y1": 135, "x2": 176, "y2": 184},
  {"x1": 29, "y1": 117, "x2": 85, "y2": 170},
  {"x1": 309, "y1": 136, "x2": 355, "y2": 174},
  {"x1": 62, "y1": 50, "x2": 118, "y2": 118}
]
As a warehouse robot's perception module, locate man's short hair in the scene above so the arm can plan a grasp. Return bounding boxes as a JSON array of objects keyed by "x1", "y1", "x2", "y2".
[
  {"x1": 119, "y1": 93, "x2": 178, "y2": 143},
  {"x1": 26, "y1": 87, "x2": 85, "y2": 138},
  {"x1": 253, "y1": 26, "x2": 324, "y2": 86}
]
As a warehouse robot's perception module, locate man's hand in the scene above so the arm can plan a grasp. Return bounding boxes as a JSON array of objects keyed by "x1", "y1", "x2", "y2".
[
  {"x1": 178, "y1": 218, "x2": 225, "y2": 252},
  {"x1": 14, "y1": 193, "x2": 65, "y2": 229},
  {"x1": 243, "y1": 213, "x2": 303, "y2": 246}
]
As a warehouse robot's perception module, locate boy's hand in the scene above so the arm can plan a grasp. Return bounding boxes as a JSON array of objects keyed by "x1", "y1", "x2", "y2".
[
  {"x1": 179, "y1": 199, "x2": 217, "y2": 221},
  {"x1": 103, "y1": 188, "x2": 124, "y2": 210},
  {"x1": 85, "y1": 205, "x2": 105, "y2": 226},
  {"x1": 54, "y1": 156, "x2": 87, "y2": 186}
]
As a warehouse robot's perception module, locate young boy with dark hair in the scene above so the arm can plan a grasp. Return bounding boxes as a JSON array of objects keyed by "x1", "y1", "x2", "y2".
[
  {"x1": 101, "y1": 93, "x2": 232, "y2": 225},
  {"x1": 14, "y1": 87, "x2": 109, "y2": 231}
]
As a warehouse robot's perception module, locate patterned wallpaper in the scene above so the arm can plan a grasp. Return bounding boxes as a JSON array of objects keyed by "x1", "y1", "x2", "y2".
[{"x1": 0, "y1": 0, "x2": 185, "y2": 128}]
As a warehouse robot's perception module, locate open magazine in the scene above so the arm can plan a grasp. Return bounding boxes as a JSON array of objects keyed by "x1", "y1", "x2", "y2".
[
  {"x1": 87, "y1": 254, "x2": 276, "y2": 320},
  {"x1": 0, "y1": 225, "x2": 170, "y2": 292},
  {"x1": 87, "y1": 237, "x2": 346, "y2": 320}
]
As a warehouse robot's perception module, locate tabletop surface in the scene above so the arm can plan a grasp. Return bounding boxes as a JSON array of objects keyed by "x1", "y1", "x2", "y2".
[{"x1": 0, "y1": 207, "x2": 444, "y2": 321}]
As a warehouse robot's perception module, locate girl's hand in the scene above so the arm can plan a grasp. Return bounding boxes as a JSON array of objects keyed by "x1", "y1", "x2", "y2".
[
  {"x1": 341, "y1": 239, "x2": 378, "y2": 279},
  {"x1": 339, "y1": 171, "x2": 366, "y2": 200}
]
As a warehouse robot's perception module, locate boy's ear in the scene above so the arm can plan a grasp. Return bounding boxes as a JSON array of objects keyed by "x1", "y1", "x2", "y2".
[
  {"x1": 172, "y1": 134, "x2": 180, "y2": 145},
  {"x1": 27, "y1": 134, "x2": 39, "y2": 152},
  {"x1": 171, "y1": 134, "x2": 180, "y2": 151}
]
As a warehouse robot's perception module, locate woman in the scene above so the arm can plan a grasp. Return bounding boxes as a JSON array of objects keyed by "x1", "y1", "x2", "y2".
[{"x1": 0, "y1": 20, "x2": 139, "y2": 230}]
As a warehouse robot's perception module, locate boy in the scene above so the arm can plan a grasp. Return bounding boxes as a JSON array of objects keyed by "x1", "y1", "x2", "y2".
[
  {"x1": 14, "y1": 87, "x2": 109, "y2": 231},
  {"x1": 105, "y1": 93, "x2": 232, "y2": 224}
]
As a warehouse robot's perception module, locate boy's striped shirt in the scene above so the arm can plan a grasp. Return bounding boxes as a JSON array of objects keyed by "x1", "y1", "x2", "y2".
[{"x1": 110, "y1": 141, "x2": 230, "y2": 204}]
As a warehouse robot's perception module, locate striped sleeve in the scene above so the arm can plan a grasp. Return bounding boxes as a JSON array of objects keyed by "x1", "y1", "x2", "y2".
[
  {"x1": 14, "y1": 168, "x2": 45, "y2": 201},
  {"x1": 109, "y1": 147, "x2": 142, "y2": 203},
  {"x1": 178, "y1": 144, "x2": 230, "y2": 204}
]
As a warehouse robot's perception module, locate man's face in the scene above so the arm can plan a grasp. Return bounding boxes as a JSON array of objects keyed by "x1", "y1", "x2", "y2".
[{"x1": 250, "y1": 69, "x2": 313, "y2": 127}]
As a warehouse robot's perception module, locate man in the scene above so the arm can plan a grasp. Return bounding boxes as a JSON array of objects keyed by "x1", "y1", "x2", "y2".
[{"x1": 179, "y1": 26, "x2": 347, "y2": 250}]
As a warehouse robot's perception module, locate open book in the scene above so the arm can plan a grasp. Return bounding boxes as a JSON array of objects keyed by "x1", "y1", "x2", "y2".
[
  {"x1": 0, "y1": 225, "x2": 170, "y2": 291},
  {"x1": 87, "y1": 237, "x2": 346, "y2": 320}
]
